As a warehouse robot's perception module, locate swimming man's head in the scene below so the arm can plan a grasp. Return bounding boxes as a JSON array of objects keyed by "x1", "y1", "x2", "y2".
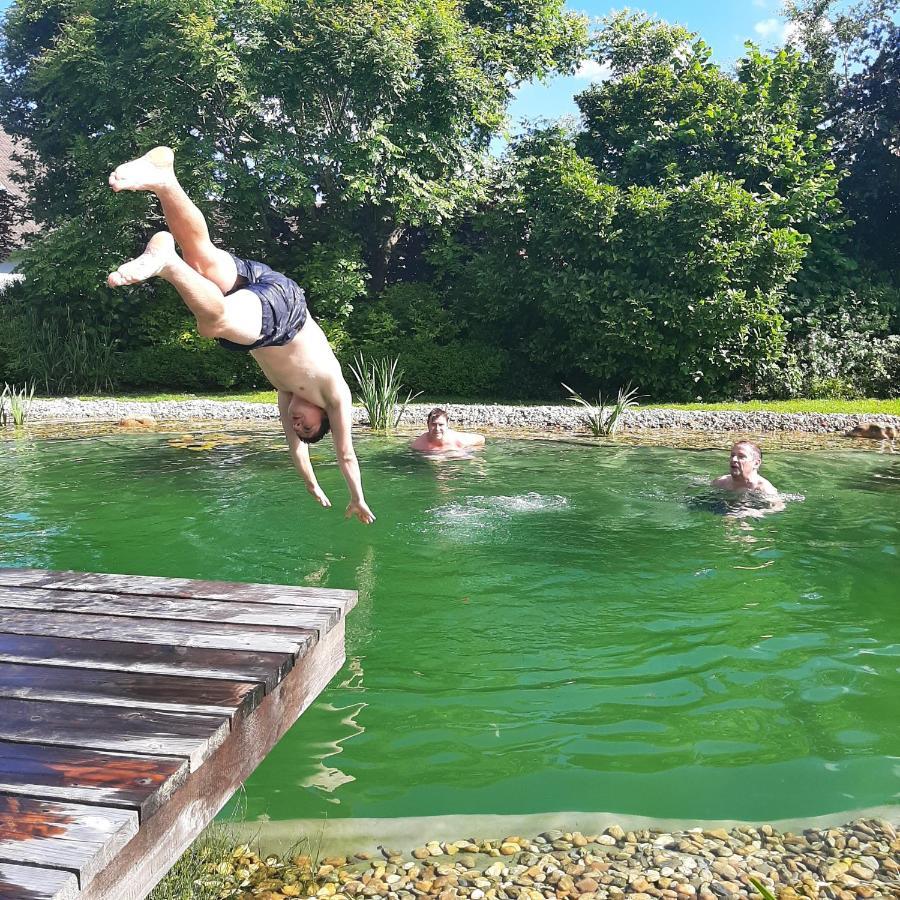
[
  {"x1": 426, "y1": 407, "x2": 449, "y2": 441},
  {"x1": 729, "y1": 441, "x2": 761, "y2": 480}
]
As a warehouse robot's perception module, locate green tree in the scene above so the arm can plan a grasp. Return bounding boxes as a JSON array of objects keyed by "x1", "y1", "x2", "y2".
[
  {"x1": 0, "y1": 186, "x2": 18, "y2": 259},
  {"x1": 0, "y1": 0, "x2": 587, "y2": 332},
  {"x1": 432, "y1": 13, "x2": 846, "y2": 399},
  {"x1": 441, "y1": 130, "x2": 806, "y2": 399}
]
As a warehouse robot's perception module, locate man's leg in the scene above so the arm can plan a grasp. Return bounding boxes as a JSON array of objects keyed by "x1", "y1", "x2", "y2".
[
  {"x1": 107, "y1": 232, "x2": 262, "y2": 344},
  {"x1": 108, "y1": 147, "x2": 238, "y2": 294}
]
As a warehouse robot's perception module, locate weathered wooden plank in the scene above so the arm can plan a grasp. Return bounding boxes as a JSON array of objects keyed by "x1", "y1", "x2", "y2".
[
  {"x1": 0, "y1": 741, "x2": 186, "y2": 819},
  {"x1": 0, "y1": 586, "x2": 337, "y2": 635},
  {"x1": 0, "y1": 609, "x2": 314, "y2": 656},
  {"x1": 0, "y1": 568, "x2": 356, "y2": 614},
  {"x1": 79, "y1": 619, "x2": 348, "y2": 900},
  {"x1": 0, "y1": 662, "x2": 262, "y2": 717},
  {"x1": 0, "y1": 632, "x2": 292, "y2": 692},
  {"x1": 0, "y1": 861, "x2": 78, "y2": 900},
  {"x1": 0, "y1": 697, "x2": 228, "y2": 770},
  {"x1": 0, "y1": 795, "x2": 137, "y2": 887}
]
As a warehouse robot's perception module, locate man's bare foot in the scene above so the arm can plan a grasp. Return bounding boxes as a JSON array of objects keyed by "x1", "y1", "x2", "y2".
[
  {"x1": 107, "y1": 232, "x2": 177, "y2": 287},
  {"x1": 108, "y1": 146, "x2": 175, "y2": 192}
]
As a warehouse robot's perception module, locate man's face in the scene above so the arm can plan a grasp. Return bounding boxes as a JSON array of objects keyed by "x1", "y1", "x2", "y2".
[
  {"x1": 289, "y1": 394, "x2": 325, "y2": 441},
  {"x1": 730, "y1": 443, "x2": 759, "y2": 480},
  {"x1": 427, "y1": 415, "x2": 448, "y2": 442}
]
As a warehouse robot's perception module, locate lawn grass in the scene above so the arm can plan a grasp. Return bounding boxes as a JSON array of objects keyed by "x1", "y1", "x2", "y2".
[{"x1": 75, "y1": 392, "x2": 900, "y2": 415}]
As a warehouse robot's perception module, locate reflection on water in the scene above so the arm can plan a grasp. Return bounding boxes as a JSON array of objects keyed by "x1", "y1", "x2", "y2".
[{"x1": 1, "y1": 430, "x2": 898, "y2": 823}]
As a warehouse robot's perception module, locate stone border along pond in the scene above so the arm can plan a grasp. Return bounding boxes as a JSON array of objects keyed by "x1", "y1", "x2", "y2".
[
  {"x1": 19, "y1": 398, "x2": 900, "y2": 436},
  {"x1": 181, "y1": 821, "x2": 899, "y2": 900}
]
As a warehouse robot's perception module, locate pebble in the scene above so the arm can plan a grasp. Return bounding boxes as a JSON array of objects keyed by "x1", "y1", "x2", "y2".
[{"x1": 205, "y1": 818, "x2": 900, "y2": 900}]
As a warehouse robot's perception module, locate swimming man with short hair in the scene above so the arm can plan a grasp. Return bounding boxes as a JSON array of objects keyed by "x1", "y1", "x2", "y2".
[
  {"x1": 712, "y1": 441, "x2": 783, "y2": 514},
  {"x1": 106, "y1": 147, "x2": 375, "y2": 524},
  {"x1": 411, "y1": 407, "x2": 485, "y2": 455}
]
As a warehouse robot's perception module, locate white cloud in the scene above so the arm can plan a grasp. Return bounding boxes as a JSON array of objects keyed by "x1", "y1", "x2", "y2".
[
  {"x1": 752, "y1": 0, "x2": 769, "y2": 7},
  {"x1": 754, "y1": 18, "x2": 781, "y2": 39},
  {"x1": 754, "y1": 17, "x2": 806, "y2": 45},
  {"x1": 573, "y1": 59, "x2": 613, "y2": 81},
  {"x1": 782, "y1": 20, "x2": 804, "y2": 47}
]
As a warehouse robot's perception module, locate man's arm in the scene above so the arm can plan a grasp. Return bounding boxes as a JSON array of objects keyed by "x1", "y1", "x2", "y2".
[
  {"x1": 277, "y1": 390, "x2": 331, "y2": 508},
  {"x1": 327, "y1": 385, "x2": 375, "y2": 524},
  {"x1": 462, "y1": 431, "x2": 486, "y2": 448}
]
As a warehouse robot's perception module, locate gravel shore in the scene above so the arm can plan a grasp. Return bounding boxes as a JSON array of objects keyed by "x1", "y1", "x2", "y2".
[
  {"x1": 189, "y1": 820, "x2": 899, "y2": 900},
  {"x1": 22, "y1": 399, "x2": 900, "y2": 436}
]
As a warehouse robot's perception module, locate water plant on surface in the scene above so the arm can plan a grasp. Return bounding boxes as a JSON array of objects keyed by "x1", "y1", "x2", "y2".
[
  {"x1": 349, "y1": 354, "x2": 422, "y2": 432},
  {"x1": 562, "y1": 382, "x2": 641, "y2": 436},
  {"x1": 1, "y1": 382, "x2": 35, "y2": 427}
]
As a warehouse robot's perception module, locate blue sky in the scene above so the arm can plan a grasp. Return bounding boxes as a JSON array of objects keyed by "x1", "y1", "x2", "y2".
[
  {"x1": 0, "y1": 0, "x2": 793, "y2": 132},
  {"x1": 507, "y1": 1, "x2": 793, "y2": 133}
]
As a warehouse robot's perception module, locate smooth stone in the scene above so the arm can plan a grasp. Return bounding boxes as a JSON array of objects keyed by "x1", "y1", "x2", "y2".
[
  {"x1": 711, "y1": 862, "x2": 737, "y2": 880},
  {"x1": 848, "y1": 864, "x2": 874, "y2": 880},
  {"x1": 704, "y1": 830, "x2": 731, "y2": 842}
]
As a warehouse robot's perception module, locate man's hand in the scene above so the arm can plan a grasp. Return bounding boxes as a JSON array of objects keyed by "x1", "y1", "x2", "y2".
[
  {"x1": 307, "y1": 483, "x2": 332, "y2": 508},
  {"x1": 346, "y1": 499, "x2": 376, "y2": 525}
]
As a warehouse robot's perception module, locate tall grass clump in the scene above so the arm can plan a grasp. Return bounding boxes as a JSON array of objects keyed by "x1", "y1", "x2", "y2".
[
  {"x1": 148, "y1": 824, "x2": 236, "y2": 900},
  {"x1": 349, "y1": 354, "x2": 421, "y2": 431},
  {"x1": 562, "y1": 382, "x2": 641, "y2": 436},
  {"x1": 1, "y1": 382, "x2": 35, "y2": 426},
  {"x1": 16, "y1": 307, "x2": 119, "y2": 394}
]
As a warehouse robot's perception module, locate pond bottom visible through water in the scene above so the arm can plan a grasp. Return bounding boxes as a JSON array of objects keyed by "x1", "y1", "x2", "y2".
[{"x1": 0, "y1": 429, "x2": 898, "y2": 828}]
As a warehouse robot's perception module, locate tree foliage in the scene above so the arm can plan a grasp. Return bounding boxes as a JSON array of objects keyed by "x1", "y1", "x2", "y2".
[
  {"x1": 0, "y1": 0, "x2": 588, "y2": 317},
  {"x1": 0, "y1": 187, "x2": 18, "y2": 259},
  {"x1": 436, "y1": 17, "x2": 844, "y2": 399},
  {"x1": 784, "y1": 1, "x2": 900, "y2": 266}
]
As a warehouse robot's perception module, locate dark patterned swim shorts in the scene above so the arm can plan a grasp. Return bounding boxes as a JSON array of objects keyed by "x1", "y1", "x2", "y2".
[{"x1": 216, "y1": 254, "x2": 307, "y2": 352}]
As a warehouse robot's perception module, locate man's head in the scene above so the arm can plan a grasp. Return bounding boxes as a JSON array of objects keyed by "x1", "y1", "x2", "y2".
[
  {"x1": 426, "y1": 407, "x2": 449, "y2": 441},
  {"x1": 289, "y1": 394, "x2": 331, "y2": 444},
  {"x1": 729, "y1": 441, "x2": 761, "y2": 481}
]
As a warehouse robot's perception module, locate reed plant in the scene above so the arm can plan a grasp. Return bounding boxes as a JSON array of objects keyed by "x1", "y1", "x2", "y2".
[
  {"x1": 562, "y1": 382, "x2": 641, "y2": 436},
  {"x1": 349, "y1": 353, "x2": 422, "y2": 431},
  {"x1": 18, "y1": 307, "x2": 119, "y2": 395},
  {"x1": 1, "y1": 382, "x2": 35, "y2": 427}
]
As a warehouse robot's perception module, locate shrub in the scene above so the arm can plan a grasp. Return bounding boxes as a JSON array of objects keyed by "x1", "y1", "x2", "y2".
[
  {"x1": 0, "y1": 285, "x2": 122, "y2": 394},
  {"x1": 350, "y1": 338, "x2": 508, "y2": 398},
  {"x1": 118, "y1": 288, "x2": 262, "y2": 390}
]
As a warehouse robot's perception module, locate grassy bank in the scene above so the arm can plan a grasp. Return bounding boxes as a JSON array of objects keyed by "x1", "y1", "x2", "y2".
[{"x1": 76, "y1": 392, "x2": 900, "y2": 416}]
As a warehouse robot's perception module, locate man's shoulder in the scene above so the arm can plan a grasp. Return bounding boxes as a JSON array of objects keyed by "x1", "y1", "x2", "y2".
[{"x1": 756, "y1": 477, "x2": 778, "y2": 496}]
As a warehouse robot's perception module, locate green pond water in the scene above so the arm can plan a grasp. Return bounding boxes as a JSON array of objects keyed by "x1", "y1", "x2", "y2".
[{"x1": 1, "y1": 429, "x2": 898, "y2": 825}]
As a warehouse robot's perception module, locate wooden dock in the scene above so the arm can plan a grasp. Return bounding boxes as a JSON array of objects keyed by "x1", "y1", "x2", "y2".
[{"x1": 0, "y1": 567, "x2": 357, "y2": 900}]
